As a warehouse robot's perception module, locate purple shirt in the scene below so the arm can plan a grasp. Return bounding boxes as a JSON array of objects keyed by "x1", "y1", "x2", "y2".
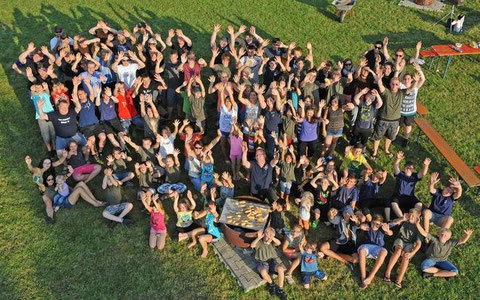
[{"x1": 299, "y1": 119, "x2": 319, "y2": 142}]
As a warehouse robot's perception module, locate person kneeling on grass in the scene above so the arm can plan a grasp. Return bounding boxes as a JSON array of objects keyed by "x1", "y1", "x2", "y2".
[
  {"x1": 299, "y1": 242, "x2": 327, "y2": 289},
  {"x1": 187, "y1": 200, "x2": 221, "y2": 258},
  {"x1": 357, "y1": 214, "x2": 393, "y2": 289},
  {"x1": 251, "y1": 227, "x2": 287, "y2": 300},
  {"x1": 142, "y1": 193, "x2": 168, "y2": 251},
  {"x1": 384, "y1": 208, "x2": 422, "y2": 289},
  {"x1": 101, "y1": 168, "x2": 134, "y2": 227},
  {"x1": 415, "y1": 221, "x2": 473, "y2": 280}
]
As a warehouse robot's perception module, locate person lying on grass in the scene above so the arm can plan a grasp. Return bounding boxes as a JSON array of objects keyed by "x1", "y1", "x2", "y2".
[
  {"x1": 422, "y1": 172, "x2": 462, "y2": 233},
  {"x1": 415, "y1": 221, "x2": 473, "y2": 280},
  {"x1": 357, "y1": 214, "x2": 393, "y2": 289},
  {"x1": 384, "y1": 208, "x2": 422, "y2": 289},
  {"x1": 251, "y1": 227, "x2": 287, "y2": 300}
]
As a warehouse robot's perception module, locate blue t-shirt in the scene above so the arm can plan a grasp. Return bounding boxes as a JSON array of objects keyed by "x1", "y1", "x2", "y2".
[
  {"x1": 80, "y1": 71, "x2": 104, "y2": 97},
  {"x1": 301, "y1": 252, "x2": 318, "y2": 273},
  {"x1": 430, "y1": 188, "x2": 455, "y2": 216},
  {"x1": 201, "y1": 163, "x2": 214, "y2": 183},
  {"x1": 95, "y1": 57, "x2": 117, "y2": 84},
  {"x1": 79, "y1": 100, "x2": 99, "y2": 127},
  {"x1": 31, "y1": 92, "x2": 54, "y2": 119},
  {"x1": 100, "y1": 99, "x2": 117, "y2": 121},
  {"x1": 359, "y1": 179, "x2": 379, "y2": 200},
  {"x1": 394, "y1": 172, "x2": 421, "y2": 196},
  {"x1": 365, "y1": 228, "x2": 386, "y2": 247},
  {"x1": 205, "y1": 213, "x2": 221, "y2": 239},
  {"x1": 336, "y1": 186, "x2": 359, "y2": 205}
]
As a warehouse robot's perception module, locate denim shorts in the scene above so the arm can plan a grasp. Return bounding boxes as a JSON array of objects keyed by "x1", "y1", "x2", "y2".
[
  {"x1": 421, "y1": 258, "x2": 458, "y2": 274},
  {"x1": 55, "y1": 132, "x2": 87, "y2": 150},
  {"x1": 358, "y1": 244, "x2": 386, "y2": 259},
  {"x1": 113, "y1": 172, "x2": 132, "y2": 181},
  {"x1": 104, "y1": 202, "x2": 129, "y2": 215},
  {"x1": 301, "y1": 270, "x2": 326, "y2": 285},
  {"x1": 326, "y1": 129, "x2": 343, "y2": 138},
  {"x1": 280, "y1": 181, "x2": 292, "y2": 194},
  {"x1": 431, "y1": 211, "x2": 449, "y2": 227}
]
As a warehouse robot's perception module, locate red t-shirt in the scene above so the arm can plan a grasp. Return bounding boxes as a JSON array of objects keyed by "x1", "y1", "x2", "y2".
[
  {"x1": 117, "y1": 90, "x2": 138, "y2": 119},
  {"x1": 183, "y1": 63, "x2": 202, "y2": 82}
]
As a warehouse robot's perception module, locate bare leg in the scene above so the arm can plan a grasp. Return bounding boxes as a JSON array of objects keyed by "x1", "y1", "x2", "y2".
[
  {"x1": 385, "y1": 246, "x2": 402, "y2": 279},
  {"x1": 423, "y1": 209, "x2": 432, "y2": 233},
  {"x1": 320, "y1": 242, "x2": 348, "y2": 264},
  {"x1": 364, "y1": 249, "x2": 388, "y2": 287},
  {"x1": 359, "y1": 248, "x2": 367, "y2": 287},
  {"x1": 432, "y1": 270, "x2": 457, "y2": 278},
  {"x1": 396, "y1": 256, "x2": 410, "y2": 284},
  {"x1": 87, "y1": 136, "x2": 97, "y2": 156},
  {"x1": 68, "y1": 188, "x2": 102, "y2": 206},
  {"x1": 259, "y1": 267, "x2": 273, "y2": 284},
  {"x1": 286, "y1": 256, "x2": 301, "y2": 276},
  {"x1": 188, "y1": 228, "x2": 206, "y2": 248},
  {"x1": 102, "y1": 203, "x2": 133, "y2": 223},
  {"x1": 84, "y1": 165, "x2": 102, "y2": 183},
  {"x1": 42, "y1": 194, "x2": 54, "y2": 219},
  {"x1": 107, "y1": 133, "x2": 120, "y2": 148},
  {"x1": 384, "y1": 206, "x2": 391, "y2": 222},
  {"x1": 149, "y1": 232, "x2": 157, "y2": 248},
  {"x1": 276, "y1": 264, "x2": 285, "y2": 289},
  {"x1": 74, "y1": 181, "x2": 96, "y2": 200},
  {"x1": 98, "y1": 133, "x2": 107, "y2": 153},
  {"x1": 384, "y1": 138, "x2": 392, "y2": 154},
  {"x1": 120, "y1": 172, "x2": 135, "y2": 184},
  {"x1": 157, "y1": 232, "x2": 167, "y2": 250},
  {"x1": 442, "y1": 216, "x2": 454, "y2": 229},
  {"x1": 372, "y1": 139, "x2": 380, "y2": 156},
  {"x1": 198, "y1": 234, "x2": 213, "y2": 258},
  {"x1": 404, "y1": 125, "x2": 412, "y2": 140},
  {"x1": 391, "y1": 202, "x2": 403, "y2": 219}
]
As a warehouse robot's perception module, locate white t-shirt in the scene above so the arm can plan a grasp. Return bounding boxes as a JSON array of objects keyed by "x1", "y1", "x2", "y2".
[
  {"x1": 117, "y1": 63, "x2": 139, "y2": 89},
  {"x1": 219, "y1": 105, "x2": 238, "y2": 133},
  {"x1": 158, "y1": 134, "x2": 175, "y2": 159}
]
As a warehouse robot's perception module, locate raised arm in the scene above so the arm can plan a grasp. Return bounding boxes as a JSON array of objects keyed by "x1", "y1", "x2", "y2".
[
  {"x1": 429, "y1": 172, "x2": 440, "y2": 194},
  {"x1": 418, "y1": 157, "x2": 430, "y2": 179},
  {"x1": 382, "y1": 37, "x2": 391, "y2": 61},
  {"x1": 19, "y1": 42, "x2": 36, "y2": 64},
  {"x1": 122, "y1": 135, "x2": 140, "y2": 152},
  {"x1": 354, "y1": 88, "x2": 369, "y2": 106},
  {"x1": 449, "y1": 177, "x2": 463, "y2": 200},
  {"x1": 393, "y1": 151, "x2": 403, "y2": 175},
  {"x1": 241, "y1": 142, "x2": 251, "y2": 169},
  {"x1": 459, "y1": 229, "x2": 474, "y2": 245},
  {"x1": 371, "y1": 89, "x2": 383, "y2": 109}
]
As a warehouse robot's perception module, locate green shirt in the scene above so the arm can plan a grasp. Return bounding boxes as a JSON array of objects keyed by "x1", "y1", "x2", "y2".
[
  {"x1": 379, "y1": 88, "x2": 406, "y2": 121},
  {"x1": 105, "y1": 185, "x2": 122, "y2": 205},
  {"x1": 211, "y1": 64, "x2": 232, "y2": 79},
  {"x1": 254, "y1": 240, "x2": 282, "y2": 263},
  {"x1": 282, "y1": 116, "x2": 296, "y2": 139},
  {"x1": 138, "y1": 172, "x2": 153, "y2": 188},
  {"x1": 189, "y1": 96, "x2": 206, "y2": 121},
  {"x1": 397, "y1": 222, "x2": 421, "y2": 244},
  {"x1": 425, "y1": 233, "x2": 460, "y2": 261},
  {"x1": 113, "y1": 159, "x2": 127, "y2": 173},
  {"x1": 280, "y1": 161, "x2": 296, "y2": 182}
]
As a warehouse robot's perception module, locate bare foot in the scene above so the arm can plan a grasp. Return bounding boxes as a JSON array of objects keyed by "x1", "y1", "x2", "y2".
[
  {"x1": 201, "y1": 250, "x2": 208, "y2": 258},
  {"x1": 187, "y1": 241, "x2": 197, "y2": 248},
  {"x1": 178, "y1": 233, "x2": 188, "y2": 242}
]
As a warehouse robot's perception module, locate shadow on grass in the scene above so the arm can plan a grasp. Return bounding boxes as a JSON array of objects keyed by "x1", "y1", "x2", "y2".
[
  {"x1": 294, "y1": 0, "x2": 339, "y2": 22},
  {"x1": 361, "y1": 27, "x2": 455, "y2": 48},
  {"x1": 0, "y1": 4, "x2": 232, "y2": 299}
]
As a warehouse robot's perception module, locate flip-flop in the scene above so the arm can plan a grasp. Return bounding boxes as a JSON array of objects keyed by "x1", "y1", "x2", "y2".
[
  {"x1": 394, "y1": 282, "x2": 402, "y2": 289},
  {"x1": 383, "y1": 277, "x2": 392, "y2": 283},
  {"x1": 385, "y1": 152, "x2": 394, "y2": 158},
  {"x1": 370, "y1": 154, "x2": 377, "y2": 160},
  {"x1": 285, "y1": 274, "x2": 295, "y2": 285}
]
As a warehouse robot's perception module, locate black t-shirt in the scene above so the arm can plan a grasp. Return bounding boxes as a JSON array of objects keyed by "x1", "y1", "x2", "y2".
[
  {"x1": 365, "y1": 49, "x2": 385, "y2": 70},
  {"x1": 138, "y1": 81, "x2": 161, "y2": 104},
  {"x1": 262, "y1": 65, "x2": 282, "y2": 88},
  {"x1": 25, "y1": 56, "x2": 49, "y2": 77},
  {"x1": 48, "y1": 108, "x2": 78, "y2": 138},
  {"x1": 171, "y1": 42, "x2": 192, "y2": 55},
  {"x1": 164, "y1": 61, "x2": 183, "y2": 88},
  {"x1": 249, "y1": 161, "x2": 273, "y2": 195},
  {"x1": 59, "y1": 59, "x2": 77, "y2": 80},
  {"x1": 213, "y1": 45, "x2": 231, "y2": 65}
]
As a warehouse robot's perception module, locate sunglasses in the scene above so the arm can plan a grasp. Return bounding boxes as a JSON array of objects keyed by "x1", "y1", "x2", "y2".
[
  {"x1": 373, "y1": 222, "x2": 382, "y2": 227},
  {"x1": 46, "y1": 178, "x2": 54, "y2": 181},
  {"x1": 395, "y1": 54, "x2": 404, "y2": 57},
  {"x1": 375, "y1": 46, "x2": 382, "y2": 49},
  {"x1": 345, "y1": 63, "x2": 352, "y2": 66},
  {"x1": 195, "y1": 147, "x2": 203, "y2": 150}
]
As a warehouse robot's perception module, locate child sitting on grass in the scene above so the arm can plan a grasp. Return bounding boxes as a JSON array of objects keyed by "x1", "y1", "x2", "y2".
[
  {"x1": 174, "y1": 190, "x2": 200, "y2": 242},
  {"x1": 269, "y1": 200, "x2": 287, "y2": 239},
  {"x1": 213, "y1": 172, "x2": 234, "y2": 208},
  {"x1": 156, "y1": 149, "x2": 187, "y2": 194},
  {"x1": 299, "y1": 242, "x2": 327, "y2": 289},
  {"x1": 188, "y1": 200, "x2": 221, "y2": 258},
  {"x1": 101, "y1": 168, "x2": 134, "y2": 227},
  {"x1": 200, "y1": 151, "x2": 215, "y2": 189},
  {"x1": 135, "y1": 161, "x2": 155, "y2": 200},
  {"x1": 251, "y1": 227, "x2": 287, "y2": 300},
  {"x1": 296, "y1": 191, "x2": 314, "y2": 234},
  {"x1": 141, "y1": 193, "x2": 168, "y2": 251},
  {"x1": 106, "y1": 147, "x2": 135, "y2": 185}
]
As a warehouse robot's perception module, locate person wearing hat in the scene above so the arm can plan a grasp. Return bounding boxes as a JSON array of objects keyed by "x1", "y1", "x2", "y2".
[{"x1": 111, "y1": 50, "x2": 145, "y2": 89}]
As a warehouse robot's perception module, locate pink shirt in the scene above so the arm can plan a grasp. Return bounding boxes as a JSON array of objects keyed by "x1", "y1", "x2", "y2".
[
  {"x1": 230, "y1": 135, "x2": 243, "y2": 157},
  {"x1": 150, "y1": 210, "x2": 166, "y2": 231}
]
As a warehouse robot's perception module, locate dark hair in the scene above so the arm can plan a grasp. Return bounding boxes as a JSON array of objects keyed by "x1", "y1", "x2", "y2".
[
  {"x1": 42, "y1": 169, "x2": 56, "y2": 187},
  {"x1": 405, "y1": 161, "x2": 414, "y2": 168},
  {"x1": 113, "y1": 147, "x2": 122, "y2": 153},
  {"x1": 166, "y1": 154, "x2": 174, "y2": 161},
  {"x1": 374, "y1": 41, "x2": 383, "y2": 46}
]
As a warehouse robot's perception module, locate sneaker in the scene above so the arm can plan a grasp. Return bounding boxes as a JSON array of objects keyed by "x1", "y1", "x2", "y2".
[
  {"x1": 422, "y1": 272, "x2": 433, "y2": 279},
  {"x1": 276, "y1": 287, "x2": 287, "y2": 300},
  {"x1": 45, "y1": 216, "x2": 55, "y2": 224},
  {"x1": 267, "y1": 283, "x2": 277, "y2": 296},
  {"x1": 311, "y1": 220, "x2": 319, "y2": 229},
  {"x1": 285, "y1": 274, "x2": 295, "y2": 285}
]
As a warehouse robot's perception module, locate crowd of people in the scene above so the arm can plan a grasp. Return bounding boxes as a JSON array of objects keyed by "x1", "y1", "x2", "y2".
[{"x1": 17, "y1": 21, "x2": 474, "y2": 299}]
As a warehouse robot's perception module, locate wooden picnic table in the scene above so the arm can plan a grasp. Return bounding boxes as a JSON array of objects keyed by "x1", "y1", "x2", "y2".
[{"x1": 431, "y1": 44, "x2": 480, "y2": 79}]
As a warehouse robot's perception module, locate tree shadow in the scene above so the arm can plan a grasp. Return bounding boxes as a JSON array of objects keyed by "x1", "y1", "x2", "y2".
[
  {"x1": 294, "y1": 0, "x2": 339, "y2": 22},
  {"x1": 361, "y1": 27, "x2": 455, "y2": 49}
]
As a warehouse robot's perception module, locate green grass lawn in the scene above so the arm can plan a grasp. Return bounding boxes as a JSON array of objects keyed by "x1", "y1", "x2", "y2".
[{"x1": 1, "y1": 0, "x2": 480, "y2": 299}]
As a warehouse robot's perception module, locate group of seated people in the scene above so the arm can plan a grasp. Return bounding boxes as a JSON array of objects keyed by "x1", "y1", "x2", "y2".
[{"x1": 18, "y1": 21, "x2": 474, "y2": 299}]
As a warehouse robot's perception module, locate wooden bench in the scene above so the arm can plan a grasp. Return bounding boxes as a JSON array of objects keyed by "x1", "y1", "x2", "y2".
[
  {"x1": 416, "y1": 101, "x2": 429, "y2": 115},
  {"x1": 414, "y1": 118, "x2": 480, "y2": 188}
]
